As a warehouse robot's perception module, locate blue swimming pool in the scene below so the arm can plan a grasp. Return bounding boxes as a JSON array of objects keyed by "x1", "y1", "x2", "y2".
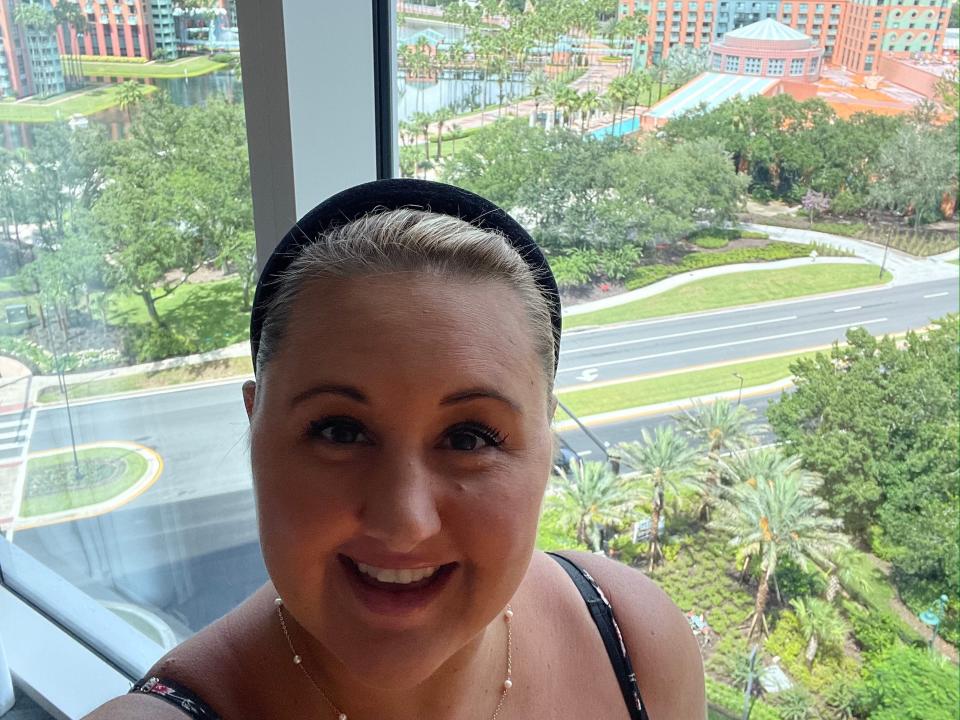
[{"x1": 589, "y1": 116, "x2": 641, "y2": 139}]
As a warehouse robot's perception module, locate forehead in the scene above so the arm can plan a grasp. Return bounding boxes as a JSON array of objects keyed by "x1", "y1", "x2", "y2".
[{"x1": 268, "y1": 273, "x2": 545, "y2": 397}]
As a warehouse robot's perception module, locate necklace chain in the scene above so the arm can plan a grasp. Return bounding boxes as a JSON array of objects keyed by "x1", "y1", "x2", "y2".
[{"x1": 276, "y1": 597, "x2": 514, "y2": 720}]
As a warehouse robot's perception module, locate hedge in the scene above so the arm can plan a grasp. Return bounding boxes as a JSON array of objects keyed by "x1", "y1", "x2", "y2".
[
  {"x1": 625, "y1": 241, "x2": 849, "y2": 291},
  {"x1": 706, "y1": 678, "x2": 782, "y2": 720},
  {"x1": 65, "y1": 55, "x2": 149, "y2": 64}
]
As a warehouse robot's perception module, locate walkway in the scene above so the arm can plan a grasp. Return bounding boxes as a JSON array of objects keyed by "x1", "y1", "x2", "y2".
[{"x1": 742, "y1": 223, "x2": 960, "y2": 286}]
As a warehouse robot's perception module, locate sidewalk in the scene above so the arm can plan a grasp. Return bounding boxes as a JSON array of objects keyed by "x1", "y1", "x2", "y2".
[{"x1": 742, "y1": 223, "x2": 960, "y2": 286}]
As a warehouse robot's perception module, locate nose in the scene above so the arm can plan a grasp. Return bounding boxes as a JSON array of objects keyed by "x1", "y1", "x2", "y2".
[{"x1": 358, "y1": 454, "x2": 442, "y2": 553}]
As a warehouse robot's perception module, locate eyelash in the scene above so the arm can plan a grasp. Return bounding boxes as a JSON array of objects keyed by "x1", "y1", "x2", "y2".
[{"x1": 305, "y1": 417, "x2": 507, "y2": 449}]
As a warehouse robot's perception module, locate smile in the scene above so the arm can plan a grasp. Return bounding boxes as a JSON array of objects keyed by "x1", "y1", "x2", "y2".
[{"x1": 338, "y1": 555, "x2": 459, "y2": 618}]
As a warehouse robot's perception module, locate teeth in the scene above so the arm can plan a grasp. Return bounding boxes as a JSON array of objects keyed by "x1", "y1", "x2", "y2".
[{"x1": 355, "y1": 561, "x2": 440, "y2": 584}]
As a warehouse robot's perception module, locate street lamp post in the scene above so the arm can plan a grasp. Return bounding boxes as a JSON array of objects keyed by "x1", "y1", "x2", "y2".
[
  {"x1": 919, "y1": 595, "x2": 949, "y2": 650},
  {"x1": 44, "y1": 311, "x2": 81, "y2": 482},
  {"x1": 733, "y1": 372, "x2": 744, "y2": 406}
]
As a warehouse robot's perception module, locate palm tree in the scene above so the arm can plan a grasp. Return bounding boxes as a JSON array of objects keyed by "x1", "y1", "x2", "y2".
[
  {"x1": 790, "y1": 597, "x2": 847, "y2": 667},
  {"x1": 577, "y1": 89, "x2": 600, "y2": 134},
  {"x1": 432, "y1": 106, "x2": 452, "y2": 161},
  {"x1": 677, "y1": 398, "x2": 759, "y2": 517},
  {"x1": 13, "y1": 2, "x2": 57, "y2": 97},
  {"x1": 710, "y1": 450, "x2": 848, "y2": 638},
  {"x1": 449, "y1": 122, "x2": 463, "y2": 158},
  {"x1": 52, "y1": 0, "x2": 86, "y2": 88},
  {"x1": 618, "y1": 426, "x2": 701, "y2": 570},
  {"x1": 548, "y1": 460, "x2": 636, "y2": 552},
  {"x1": 117, "y1": 81, "x2": 145, "y2": 122},
  {"x1": 554, "y1": 85, "x2": 580, "y2": 129},
  {"x1": 604, "y1": 75, "x2": 629, "y2": 129},
  {"x1": 527, "y1": 67, "x2": 548, "y2": 126},
  {"x1": 821, "y1": 547, "x2": 884, "y2": 607},
  {"x1": 410, "y1": 111, "x2": 433, "y2": 164}
]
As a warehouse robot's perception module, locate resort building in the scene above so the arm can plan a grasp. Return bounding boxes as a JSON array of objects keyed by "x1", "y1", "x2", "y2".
[
  {"x1": 0, "y1": 0, "x2": 237, "y2": 98},
  {"x1": 708, "y1": 18, "x2": 825, "y2": 80},
  {"x1": 619, "y1": 0, "x2": 952, "y2": 71}
]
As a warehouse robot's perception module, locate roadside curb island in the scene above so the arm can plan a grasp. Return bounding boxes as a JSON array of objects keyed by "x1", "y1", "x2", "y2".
[{"x1": 9, "y1": 441, "x2": 163, "y2": 532}]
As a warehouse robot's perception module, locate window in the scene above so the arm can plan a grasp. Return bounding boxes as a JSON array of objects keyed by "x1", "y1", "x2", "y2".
[
  {"x1": 809, "y1": 56, "x2": 819, "y2": 71},
  {"x1": 712, "y1": 52, "x2": 723, "y2": 69},
  {"x1": 725, "y1": 54, "x2": 741, "y2": 71},
  {"x1": 744, "y1": 56, "x2": 762, "y2": 73},
  {"x1": 790, "y1": 56, "x2": 805, "y2": 74}
]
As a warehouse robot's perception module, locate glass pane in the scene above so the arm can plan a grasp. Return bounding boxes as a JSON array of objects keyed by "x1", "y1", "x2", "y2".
[
  {"x1": 392, "y1": 2, "x2": 960, "y2": 717},
  {"x1": 0, "y1": 0, "x2": 259, "y2": 661}
]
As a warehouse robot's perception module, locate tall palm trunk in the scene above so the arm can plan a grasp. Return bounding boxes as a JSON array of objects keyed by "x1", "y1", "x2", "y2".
[
  {"x1": 748, "y1": 561, "x2": 774, "y2": 638},
  {"x1": 647, "y1": 488, "x2": 664, "y2": 571},
  {"x1": 804, "y1": 634, "x2": 819, "y2": 667}
]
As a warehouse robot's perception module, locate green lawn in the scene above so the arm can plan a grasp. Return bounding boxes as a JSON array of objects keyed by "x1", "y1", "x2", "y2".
[
  {"x1": 105, "y1": 277, "x2": 249, "y2": 349},
  {"x1": 20, "y1": 447, "x2": 149, "y2": 517},
  {"x1": 37, "y1": 356, "x2": 253, "y2": 404},
  {"x1": 948, "y1": 259, "x2": 959, "y2": 266},
  {"x1": 564, "y1": 264, "x2": 891, "y2": 329},
  {"x1": 555, "y1": 351, "x2": 813, "y2": 419},
  {"x1": 78, "y1": 55, "x2": 229, "y2": 79},
  {"x1": 0, "y1": 83, "x2": 159, "y2": 122}
]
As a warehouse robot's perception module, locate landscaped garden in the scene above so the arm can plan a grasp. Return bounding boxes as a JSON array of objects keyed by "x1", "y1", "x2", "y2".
[
  {"x1": 0, "y1": 82, "x2": 159, "y2": 122},
  {"x1": 21, "y1": 446, "x2": 150, "y2": 517},
  {"x1": 539, "y1": 317, "x2": 959, "y2": 719}
]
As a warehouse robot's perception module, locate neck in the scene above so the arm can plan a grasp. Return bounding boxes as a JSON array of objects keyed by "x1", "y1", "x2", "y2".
[{"x1": 274, "y1": 597, "x2": 513, "y2": 720}]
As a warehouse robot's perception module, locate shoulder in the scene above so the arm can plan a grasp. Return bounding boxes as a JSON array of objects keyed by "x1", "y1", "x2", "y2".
[{"x1": 552, "y1": 551, "x2": 706, "y2": 720}]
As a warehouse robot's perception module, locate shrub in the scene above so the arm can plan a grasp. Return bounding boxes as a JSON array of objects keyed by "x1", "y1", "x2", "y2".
[
  {"x1": 705, "y1": 678, "x2": 782, "y2": 720},
  {"x1": 773, "y1": 688, "x2": 816, "y2": 720},
  {"x1": 597, "y1": 246, "x2": 641, "y2": 282},
  {"x1": 811, "y1": 221, "x2": 868, "y2": 237},
  {"x1": 847, "y1": 604, "x2": 920, "y2": 654},
  {"x1": 123, "y1": 325, "x2": 195, "y2": 363},
  {"x1": 829, "y1": 190, "x2": 865, "y2": 217},
  {"x1": 693, "y1": 236, "x2": 730, "y2": 249},
  {"x1": 550, "y1": 248, "x2": 600, "y2": 289},
  {"x1": 69, "y1": 54, "x2": 149, "y2": 64},
  {"x1": 210, "y1": 53, "x2": 237, "y2": 64},
  {"x1": 856, "y1": 643, "x2": 960, "y2": 720},
  {"x1": 739, "y1": 230, "x2": 770, "y2": 240}
]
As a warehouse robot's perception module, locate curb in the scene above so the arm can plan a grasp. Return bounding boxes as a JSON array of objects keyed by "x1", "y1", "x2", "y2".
[{"x1": 10, "y1": 440, "x2": 163, "y2": 531}]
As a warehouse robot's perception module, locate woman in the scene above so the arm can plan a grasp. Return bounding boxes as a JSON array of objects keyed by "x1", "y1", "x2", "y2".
[{"x1": 86, "y1": 180, "x2": 705, "y2": 720}]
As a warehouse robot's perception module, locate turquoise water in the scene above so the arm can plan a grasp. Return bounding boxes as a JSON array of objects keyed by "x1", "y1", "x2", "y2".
[{"x1": 589, "y1": 115, "x2": 641, "y2": 139}]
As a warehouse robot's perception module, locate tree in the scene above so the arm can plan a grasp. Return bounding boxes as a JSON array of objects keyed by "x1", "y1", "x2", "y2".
[
  {"x1": 868, "y1": 123, "x2": 958, "y2": 229},
  {"x1": 432, "y1": 105, "x2": 452, "y2": 161},
  {"x1": 663, "y1": 46, "x2": 708, "y2": 87},
  {"x1": 858, "y1": 643, "x2": 959, "y2": 720},
  {"x1": 676, "y1": 397, "x2": 758, "y2": 513},
  {"x1": 617, "y1": 425, "x2": 701, "y2": 570},
  {"x1": 547, "y1": 460, "x2": 636, "y2": 552},
  {"x1": 801, "y1": 189, "x2": 830, "y2": 225},
  {"x1": 790, "y1": 597, "x2": 847, "y2": 666},
  {"x1": 767, "y1": 319, "x2": 960, "y2": 598},
  {"x1": 710, "y1": 450, "x2": 848, "y2": 637},
  {"x1": 13, "y1": 2, "x2": 58, "y2": 97},
  {"x1": 117, "y1": 81, "x2": 146, "y2": 122}
]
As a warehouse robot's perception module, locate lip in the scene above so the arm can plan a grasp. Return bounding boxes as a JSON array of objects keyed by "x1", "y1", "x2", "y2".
[{"x1": 338, "y1": 554, "x2": 458, "y2": 620}]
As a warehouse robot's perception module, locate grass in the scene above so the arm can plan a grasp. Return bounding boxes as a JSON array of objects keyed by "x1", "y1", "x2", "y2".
[
  {"x1": 565, "y1": 264, "x2": 891, "y2": 329},
  {"x1": 105, "y1": 277, "x2": 249, "y2": 349},
  {"x1": 0, "y1": 83, "x2": 159, "y2": 122},
  {"x1": 37, "y1": 356, "x2": 252, "y2": 404},
  {"x1": 78, "y1": 55, "x2": 229, "y2": 79},
  {"x1": 107, "y1": 606, "x2": 167, "y2": 646},
  {"x1": 948, "y1": 259, "x2": 960, "y2": 266},
  {"x1": 20, "y1": 447, "x2": 149, "y2": 516},
  {"x1": 555, "y1": 351, "x2": 812, "y2": 419}
]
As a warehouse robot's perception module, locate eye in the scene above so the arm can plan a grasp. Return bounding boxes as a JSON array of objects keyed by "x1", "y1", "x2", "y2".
[
  {"x1": 307, "y1": 417, "x2": 370, "y2": 445},
  {"x1": 443, "y1": 422, "x2": 507, "y2": 452}
]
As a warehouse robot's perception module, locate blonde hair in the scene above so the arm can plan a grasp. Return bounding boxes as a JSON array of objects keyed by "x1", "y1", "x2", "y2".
[{"x1": 256, "y1": 208, "x2": 556, "y2": 391}]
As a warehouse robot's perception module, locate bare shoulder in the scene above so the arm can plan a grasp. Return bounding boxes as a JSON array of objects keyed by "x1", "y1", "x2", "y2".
[
  {"x1": 555, "y1": 551, "x2": 706, "y2": 720},
  {"x1": 83, "y1": 693, "x2": 201, "y2": 720}
]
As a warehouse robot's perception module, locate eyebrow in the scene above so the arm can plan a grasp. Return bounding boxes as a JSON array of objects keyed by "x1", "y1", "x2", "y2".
[
  {"x1": 290, "y1": 384, "x2": 369, "y2": 408},
  {"x1": 440, "y1": 387, "x2": 521, "y2": 413},
  {"x1": 289, "y1": 384, "x2": 520, "y2": 412}
]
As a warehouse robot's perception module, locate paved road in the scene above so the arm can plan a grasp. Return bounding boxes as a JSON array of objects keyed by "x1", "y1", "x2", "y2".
[
  {"x1": 557, "y1": 277, "x2": 957, "y2": 387},
  {"x1": 11, "y1": 281, "x2": 958, "y2": 637}
]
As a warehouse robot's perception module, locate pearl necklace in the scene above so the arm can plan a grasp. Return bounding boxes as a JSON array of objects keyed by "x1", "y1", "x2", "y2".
[{"x1": 275, "y1": 597, "x2": 514, "y2": 720}]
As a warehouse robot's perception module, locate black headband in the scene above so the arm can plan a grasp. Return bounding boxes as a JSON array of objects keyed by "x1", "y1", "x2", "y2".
[{"x1": 249, "y1": 179, "x2": 562, "y2": 373}]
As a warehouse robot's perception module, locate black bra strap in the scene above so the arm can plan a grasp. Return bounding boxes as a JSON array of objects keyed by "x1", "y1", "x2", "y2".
[
  {"x1": 547, "y1": 552, "x2": 650, "y2": 720},
  {"x1": 130, "y1": 676, "x2": 222, "y2": 719}
]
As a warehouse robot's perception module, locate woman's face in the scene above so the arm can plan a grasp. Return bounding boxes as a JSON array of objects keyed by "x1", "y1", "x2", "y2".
[{"x1": 245, "y1": 272, "x2": 554, "y2": 688}]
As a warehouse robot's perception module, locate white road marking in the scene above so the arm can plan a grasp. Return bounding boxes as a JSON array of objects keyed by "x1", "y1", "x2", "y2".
[
  {"x1": 558, "y1": 319, "x2": 889, "y2": 375},
  {"x1": 923, "y1": 292, "x2": 949, "y2": 299},
  {"x1": 561, "y1": 316, "x2": 798, "y2": 356},
  {"x1": 833, "y1": 306, "x2": 861, "y2": 313},
  {"x1": 576, "y1": 368, "x2": 599, "y2": 382}
]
